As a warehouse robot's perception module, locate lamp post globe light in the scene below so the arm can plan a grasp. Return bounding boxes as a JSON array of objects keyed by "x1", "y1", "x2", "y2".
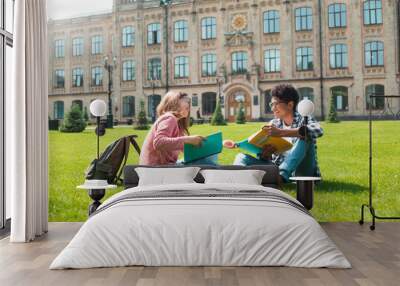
[
  {"x1": 104, "y1": 56, "x2": 117, "y2": 128},
  {"x1": 297, "y1": 98, "x2": 315, "y2": 140},
  {"x1": 90, "y1": 99, "x2": 107, "y2": 159}
]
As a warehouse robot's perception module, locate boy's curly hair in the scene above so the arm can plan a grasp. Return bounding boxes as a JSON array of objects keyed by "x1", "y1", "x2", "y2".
[{"x1": 271, "y1": 84, "x2": 300, "y2": 111}]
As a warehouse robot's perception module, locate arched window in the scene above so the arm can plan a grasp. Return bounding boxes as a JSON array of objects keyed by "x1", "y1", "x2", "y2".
[
  {"x1": 264, "y1": 90, "x2": 272, "y2": 113},
  {"x1": 201, "y1": 54, "x2": 217, "y2": 77},
  {"x1": 71, "y1": 100, "x2": 83, "y2": 111},
  {"x1": 330, "y1": 86, "x2": 348, "y2": 111},
  {"x1": 148, "y1": 58, "x2": 162, "y2": 80},
  {"x1": 329, "y1": 44, "x2": 348, "y2": 69},
  {"x1": 202, "y1": 92, "x2": 217, "y2": 115},
  {"x1": 365, "y1": 84, "x2": 384, "y2": 110},
  {"x1": 298, "y1": 87, "x2": 314, "y2": 102},
  {"x1": 147, "y1": 23, "x2": 161, "y2": 45},
  {"x1": 53, "y1": 101, "x2": 64, "y2": 119},
  {"x1": 148, "y1": 94, "x2": 161, "y2": 120},
  {"x1": 264, "y1": 49, "x2": 280, "y2": 73},
  {"x1": 122, "y1": 96, "x2": 135, "y2": 117}
]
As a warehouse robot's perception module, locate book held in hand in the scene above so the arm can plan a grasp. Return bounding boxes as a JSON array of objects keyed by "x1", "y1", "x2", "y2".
[
  {"x1": 183, "y1": 132, "x2": 223, "y2": 163},
  {"x1": 236, "y1": 128, "x2": 293, "y2": 155}
]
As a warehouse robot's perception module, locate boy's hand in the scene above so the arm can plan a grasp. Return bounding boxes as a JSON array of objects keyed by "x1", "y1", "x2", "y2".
[
  {"x1": 260, "y1": 144, "x2": 276, "y2": 160},
  {"x1": 262, "y1": 125, "x2": 282, "y2": 137}
]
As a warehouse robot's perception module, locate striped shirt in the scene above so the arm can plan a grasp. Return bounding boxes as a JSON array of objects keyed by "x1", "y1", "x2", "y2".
[{"x1": 270, "y1": 112, "x2": 324, "y2": 177}]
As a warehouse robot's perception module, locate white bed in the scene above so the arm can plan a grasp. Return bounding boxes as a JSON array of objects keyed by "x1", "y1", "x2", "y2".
[{"x1": 50, "y1": 183, "x2": 351, "y2": 269}]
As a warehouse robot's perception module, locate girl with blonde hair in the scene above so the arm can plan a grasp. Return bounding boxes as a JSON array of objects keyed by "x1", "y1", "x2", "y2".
[{"x1": 139, "y1": 91, "x2": 217, "y2": 165}]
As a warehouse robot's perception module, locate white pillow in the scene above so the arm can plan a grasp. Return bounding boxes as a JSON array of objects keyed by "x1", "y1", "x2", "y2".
[
  {"x1": 200, "y1": 169, "x2": 266, "y2": 185},
  {"x1": 135, "y1": 167, "x2": 200, "y2": 186}
]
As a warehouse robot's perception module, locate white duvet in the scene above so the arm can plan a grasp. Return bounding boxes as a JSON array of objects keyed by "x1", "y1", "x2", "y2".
[{"x1": 50, "y1": 183, "x2": 351, "y2": 269}]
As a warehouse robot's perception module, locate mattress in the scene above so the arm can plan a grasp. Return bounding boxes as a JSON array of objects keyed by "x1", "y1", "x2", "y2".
[{"x1": 50, "y1": 183, "x2": 351, "y2": 269}]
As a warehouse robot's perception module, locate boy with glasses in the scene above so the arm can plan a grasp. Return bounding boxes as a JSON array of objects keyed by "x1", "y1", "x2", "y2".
[{"x1": 233, "y1": 84, "x2": 323, "y2": 183}]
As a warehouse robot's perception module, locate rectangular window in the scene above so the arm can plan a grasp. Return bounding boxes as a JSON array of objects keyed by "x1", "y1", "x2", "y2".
[
  {"x1": 232, "y1": 52, "x2": 248, "y2": 74},
  {"x1": 174, "y1": 20, "x2": 188, "y2": 42},
  {"x1": 201, "y1": 17, "x2": 216, "y2": 40},
  {"x1": 264, "y1": 49, "x2": 280, "y2": 72},
  {"x1": 122, "y1": 96, "x2": 135, "y2": 117},
  {"x1": 296, "y1": 47, "x2": 313, "y2": 71},
  {"x1": 53, "y1": 101, "x2": 64, "y2": 119},
  {"x1": 364, "y1": 0, "x2": 383, "y2": 25},
  {"x1": 122, "y1": 60, "x2": 135, "y2": 81},
  {"x1": 328, "y1": 3, "x2": 347, "y2": 28},
  {"x1": 201, "y1": 54, "x2": 217, "y2": 77},
  {"x1": 72, "y1": 38, "x2": 84, "y2": 56},
  {"x1": 329, "y1": 44, "x2": 348, "y2": 69},
  {"x1": 55, "y1": 39, "x2": 65, "y2": 58},
  {"x1": 122, "y1": 26, "x2": 135, "y2": 47},
  {"x1": 263, "y1": 10, "x2": 280, "y2": 33},
  {"x1": 72, "y1": 68, "x2": 84, "y2": 87},
  {"x1": 174, "y1": 56, "x2": 189, "y2": 78},
  {"x1": 91, "y1": 35, "x2": 103, "y2": 55},
  {"x1": 365, "y1": 41, "x2": 384, "y2": 67},
  {"x1": 147, "y1": 23, "x2": 161, "y2": 45},
  {"x1": 148, "y1": 58, "x2": 162, "y2": 80},
  {"x1": 54, "y1": 70, "x2": 65, "y2": 88},
  {"x1": 295, "y1": 7, "x2": 313, "y2": 31},
  {"x1": 91, "y1": 67, "x2": 103, "y2": 86}
]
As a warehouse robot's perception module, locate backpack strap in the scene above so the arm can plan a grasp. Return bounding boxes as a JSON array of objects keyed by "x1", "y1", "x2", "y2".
[
  {"x1": 114, "y1": 135, "x2": 141, "y2": 185},
  {"x1": 114, "y1": 137, "x2": 131, "y2": 185},
  {"x1": 129, "y1": 135, "x2": 141, "y2": 156}
]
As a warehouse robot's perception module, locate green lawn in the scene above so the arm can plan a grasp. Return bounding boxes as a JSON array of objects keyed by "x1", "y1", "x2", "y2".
[{"x1": 49, "y1": 121, "x2": 400, "y2": 222}]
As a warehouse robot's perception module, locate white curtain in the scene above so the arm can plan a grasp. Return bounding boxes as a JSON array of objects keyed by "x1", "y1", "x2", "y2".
[{"x1": 6, "y1": 0, "x2": 48, "y2": 242}]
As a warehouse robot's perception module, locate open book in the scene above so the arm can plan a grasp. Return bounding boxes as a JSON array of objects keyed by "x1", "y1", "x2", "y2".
[{"x1": 236, "y1": 129, "x2": 293, "y2": 155}]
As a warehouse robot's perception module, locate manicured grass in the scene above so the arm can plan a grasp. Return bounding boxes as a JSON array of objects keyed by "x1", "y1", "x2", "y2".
[{"x1": 49, "y1": 121, "x2": 400, "y2": 222}]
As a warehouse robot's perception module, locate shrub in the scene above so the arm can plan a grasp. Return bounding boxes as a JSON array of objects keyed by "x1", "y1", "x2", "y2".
[
  {"x1": 236, "y1": 101, "x2": 246, "y2": 124},
  {"x1": 211, "y1": 99, "x2": 227, "y2": 126},
  {"x1": 134, "y1": 100, "x2": 150, "y2": 130},
  {"x1": 327, "y1": 95, "x2": 340, "y2": 123},
  {"x1": 60, "y1": 104, "x2": 87, "y2": 133}
]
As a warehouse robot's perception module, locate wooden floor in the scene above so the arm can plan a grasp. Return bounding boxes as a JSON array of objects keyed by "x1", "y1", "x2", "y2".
[{"x1": 0, "y1": 222, "x2": 399, "y2": 286}]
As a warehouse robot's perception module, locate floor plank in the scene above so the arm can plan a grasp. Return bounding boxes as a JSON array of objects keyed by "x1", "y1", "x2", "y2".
[{"x1": 0, "y1": 222, "x2": 399, "y2": 286}]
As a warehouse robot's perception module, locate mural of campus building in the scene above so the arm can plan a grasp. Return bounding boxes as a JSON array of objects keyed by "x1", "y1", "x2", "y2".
[{"x1": 48, "y1": 0, "x2": 400, "y2": 123}]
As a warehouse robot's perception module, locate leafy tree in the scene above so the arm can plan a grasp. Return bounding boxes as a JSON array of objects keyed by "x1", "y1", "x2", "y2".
[
  {"x1": 211, "y1": 99, "x2": 227, "y2": 126},
  {"x1": 134, "y1": 100, "x2": 150, "y2": 130},
  {"x1": 327, "y1": 95, "x2": 340, "y2": 123},
  {"x1": 60, "y1": 104, "x2": 87, "y2": 132}
]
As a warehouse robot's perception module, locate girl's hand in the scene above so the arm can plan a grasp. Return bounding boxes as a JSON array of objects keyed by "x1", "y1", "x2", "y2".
[
  {"x1": 184, "y1": 135, "x2": 205, "y2": 147},
  {"x1": 223, "y1": 139, "x2": 237, "y2": 149}
]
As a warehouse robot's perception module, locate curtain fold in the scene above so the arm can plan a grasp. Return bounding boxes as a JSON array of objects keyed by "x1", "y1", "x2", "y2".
[{"x1": 7, "y1": 0, "x2": 48, "y2": 242}]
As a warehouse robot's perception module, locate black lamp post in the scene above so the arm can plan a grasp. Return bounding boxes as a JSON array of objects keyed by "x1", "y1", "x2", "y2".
[
  {"x1": 160, "y1": 0, "x2": 172, "y2": 92},
  {"x1": 104, "y1": 56, "x2": 117, "y2": 128}
]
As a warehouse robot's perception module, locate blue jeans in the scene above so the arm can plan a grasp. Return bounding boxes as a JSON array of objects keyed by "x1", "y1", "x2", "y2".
[
  {"x1": 177, "y1": 153, "x2": 219, "y2": 166},
  {"x1": 233, "y1": 140, "x2": 316, "y2": 183}
]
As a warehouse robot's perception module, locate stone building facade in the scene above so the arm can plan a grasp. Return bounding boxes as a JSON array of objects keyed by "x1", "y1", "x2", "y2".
[{"x1": 48, "y1": 0, "x2": 400, "y2": 123}]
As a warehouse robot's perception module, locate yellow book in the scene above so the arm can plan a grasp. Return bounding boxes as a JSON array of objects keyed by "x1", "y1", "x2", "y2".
[{"x1": 247, "y1": 129, "x2": 293, "y2": 154}]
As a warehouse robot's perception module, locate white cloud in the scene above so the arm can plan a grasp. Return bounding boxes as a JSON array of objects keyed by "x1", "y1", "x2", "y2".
[{"x1": 47, "y1": 0, "x2": 113, "y2": 20}]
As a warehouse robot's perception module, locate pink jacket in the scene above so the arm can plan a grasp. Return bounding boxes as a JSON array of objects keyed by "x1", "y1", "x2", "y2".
[{"x1": 139, "y1": 112, "x2": 186, "y2": 165}]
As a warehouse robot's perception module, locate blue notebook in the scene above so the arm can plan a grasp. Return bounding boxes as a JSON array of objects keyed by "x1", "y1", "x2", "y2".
[{"x1": 183, "y1": 132, "x2": 223, "y2": 163}]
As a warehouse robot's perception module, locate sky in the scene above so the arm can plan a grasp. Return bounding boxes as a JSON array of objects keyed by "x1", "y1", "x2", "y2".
[{"x1": 47, "y1": 0, "x2": 113, "y2": 20}]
